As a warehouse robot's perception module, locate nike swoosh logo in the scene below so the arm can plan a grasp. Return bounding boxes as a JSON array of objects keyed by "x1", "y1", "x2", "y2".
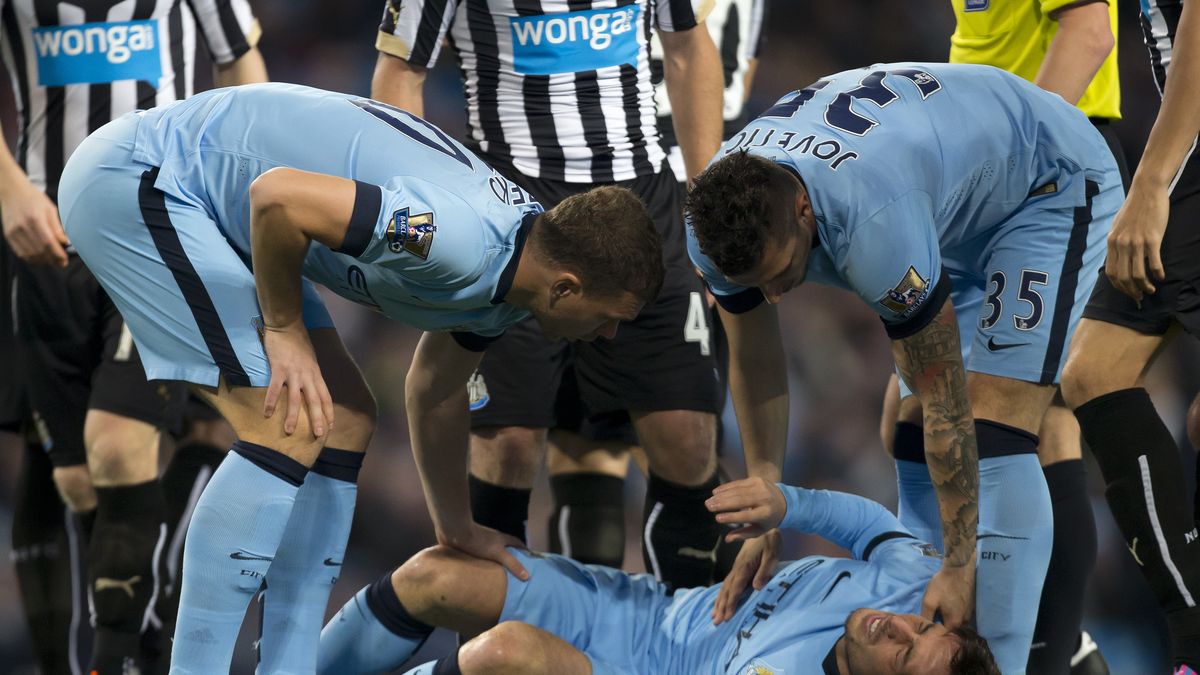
[
  {"x1": 323, "y1": 558, "x2": 342, "y2": 567},
  {"x1": 229, "y1": 551, "x2": 274, "y2": 562},
  {"x1": 821, "y1": 571, "x2": 851, "y2": 602},
  {"x1": 986, "y1": 337, "x2": 1030, "y2": 351}
]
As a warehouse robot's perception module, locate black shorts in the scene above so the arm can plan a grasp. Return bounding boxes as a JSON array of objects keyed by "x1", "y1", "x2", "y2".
[
  {"x1": 14, "y1": 256, "x2": 188, "y2": 467},
  {"x1": 469, "y1": 163, "x2": 720, "y2": 431},
  {"x1": 1082, "y1": 140, "x2": 1200, "y2": 337},
  {"x1": 0, "y1": 238, "x2": 27, "y2": 433}
]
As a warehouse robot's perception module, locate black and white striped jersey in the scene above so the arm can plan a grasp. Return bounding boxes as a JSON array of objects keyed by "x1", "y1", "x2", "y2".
[
  {"x1": 0, "y1": 0, "x2": 260, "y2": 201},
  {"x1": 1139, "y1": 0, "x2": 1182, "y2": 96},
  {"x1": 377, "y1": 0, "x2": 711, "y2": 184},
  {"x1": 650, "y1": 0, "x2": 764, "y2": 158}
]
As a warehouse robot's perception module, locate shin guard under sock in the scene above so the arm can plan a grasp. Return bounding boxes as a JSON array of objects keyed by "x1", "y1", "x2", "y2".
[
  {"x1": 1075, "y1": 389, "x2": 1200, "y2": 664},
  {"x1": 169, "y1": 441, "x2": 305, "y2": 674},
  {"x1": 643, "y1": 471, "x2": 722, "y2": 589},
  {"x1": 1029, "y1": 459, "x2": 1098, "y2": 675},
  {"x1": 548, "y1": 472, "x2": 626, "y2": 568},
  {"x1": 88, "y1": 480, "x2": 167, "y2": 674},
  {"x1": 319, "y1": 573, "x2": 435, "y2": 673},
  {"x1": 468, "y1": 474, "x2": 531, "y2": 542},
  {"x1": 260, "y1": 447, "x2": 363, "y2": 673}
]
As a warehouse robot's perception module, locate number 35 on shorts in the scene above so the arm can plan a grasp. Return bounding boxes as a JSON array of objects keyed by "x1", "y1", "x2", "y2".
[
  {"x1": 685, "y1": 291, "x2": 712, "y2": 356},
  {"x1": 980, "y1": 269, "x2": 1050, "y2": 331}
]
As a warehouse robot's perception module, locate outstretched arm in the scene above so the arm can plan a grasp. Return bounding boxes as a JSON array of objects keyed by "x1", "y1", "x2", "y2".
[{"x1": 706, "y1": 477, "x2": 912, "y2": 560}]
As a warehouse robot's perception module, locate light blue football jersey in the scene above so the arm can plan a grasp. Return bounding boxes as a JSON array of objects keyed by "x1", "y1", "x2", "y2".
[
  {"x1": 129, "y1": 83, "x2": 543, "y2": 336},
  {"x1": 687, "y1": 62, "x2": 1116, "y2": 337},
  {"x1": 657, "y1": 488, "x2": 939, "y2": 674}
]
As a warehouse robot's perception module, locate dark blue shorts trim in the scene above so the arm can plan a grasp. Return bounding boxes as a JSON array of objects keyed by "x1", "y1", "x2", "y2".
[{"x1": 1039, "y1": 179, "x2": 1099, "y2": 385}]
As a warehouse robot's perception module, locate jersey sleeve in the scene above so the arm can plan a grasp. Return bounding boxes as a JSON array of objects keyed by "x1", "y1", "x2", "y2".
[
  {"x1": 655, "y1": 0, "x2": 713, "y2": 32},
  {"x1": 837, "y1": 191, "x2": 949, "y2": 340},
  {"x1": 376, "y1": 0, "x2": 458, "y2": 68},
  {"x1": 334, "y1": 177, "x2": 487, "y2": 290},
  {"x1": 777, "y1": 485, "x2": 916, "y2": 561},
  {"x1": 1041, "y1": 0, "x2": 1106, "y2": 17},
  {"x1": 184, "y1": 0, "x2": 261, "y2": 65},
  {"x1": 685, "y1": 218, "x2": 766, "y2": 314}
]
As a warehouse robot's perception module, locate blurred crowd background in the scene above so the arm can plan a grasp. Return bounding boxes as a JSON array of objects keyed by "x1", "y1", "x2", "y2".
[{"x1": 2, "y1": 0, "x2": 1196, "y2": 671}]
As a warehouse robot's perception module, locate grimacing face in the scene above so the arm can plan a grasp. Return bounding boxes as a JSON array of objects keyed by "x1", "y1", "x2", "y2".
[
  {"x1": 841, "y1": 608, "x2": 961, "y2": 675},
  {"x1": 531, "y1": 289, "x2": 643, "y2": 342}
]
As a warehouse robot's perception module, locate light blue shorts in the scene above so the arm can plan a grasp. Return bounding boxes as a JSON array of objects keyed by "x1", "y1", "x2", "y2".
[
  {"x1": 58, "y1": 115, "x2": 333, "y2": 388},
  {"x1": 499, "y1": 550, "x2": 673, "y2": 674},
  {"x1": 899, "y1": 164, "x2": 1122, "y2": 398}
]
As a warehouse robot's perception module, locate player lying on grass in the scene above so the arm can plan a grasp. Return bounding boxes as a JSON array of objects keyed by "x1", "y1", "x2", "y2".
[
  {"x1": 56, "y1": 82, "x2": 664, "y2": 674},
  {"x1": 320, "y1": 476, "x2": 1003, "y2": 675}
]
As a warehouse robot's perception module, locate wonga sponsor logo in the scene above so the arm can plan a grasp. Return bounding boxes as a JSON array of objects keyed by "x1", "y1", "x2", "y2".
[
  {"x1": 510, "y1": 6, "x2": 639, "y2": 75},
  {"x1": 33, "y1": 20, "x2": 161, "y2": 87}
]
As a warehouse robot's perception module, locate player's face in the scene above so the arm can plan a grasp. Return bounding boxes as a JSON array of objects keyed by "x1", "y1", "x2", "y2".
[
  {"x1": 725, "y1": 191, "x2": 816, "y2": 304},
  {"x1": 840, "y1": 608, "x2": 959, "y2": 675},
  {"x1": 533, "y1": 289, "x2": 643, "y2": 342}
]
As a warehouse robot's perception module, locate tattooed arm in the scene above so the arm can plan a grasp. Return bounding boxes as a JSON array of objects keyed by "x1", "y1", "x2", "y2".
[{"x1": 892, "y1": 296, "x2": 978, "y2": 628}]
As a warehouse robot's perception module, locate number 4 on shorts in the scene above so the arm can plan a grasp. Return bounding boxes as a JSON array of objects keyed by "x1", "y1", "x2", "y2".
[{"x1": 685, "y1": 291, "x2": 711, "y2": 356}]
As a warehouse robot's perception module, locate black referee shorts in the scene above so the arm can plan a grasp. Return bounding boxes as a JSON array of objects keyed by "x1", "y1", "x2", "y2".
[
  {"x1": 14, "y1": 255, "x2": 187, "y2": 467},
  {"x1": 469, "y1": 163, "x2": 721, "y2": 432}
]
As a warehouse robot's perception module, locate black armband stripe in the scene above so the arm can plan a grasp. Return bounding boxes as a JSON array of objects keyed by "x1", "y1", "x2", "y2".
[
  {"x1": 711, "y1": 285, "x2": 766, "y2": 314},
  {"x1": 451, "y1": 331, "x2": 500, "y2": 352},
  {"x1": 882, "y1": 270, "x2": 951, "y2": 340},
  {"x1": 862, "y1": 531, "x2": 915, "y2": 561},
  {"x1": 336, "y1": 181, "x2": 382, "y2": 258}
]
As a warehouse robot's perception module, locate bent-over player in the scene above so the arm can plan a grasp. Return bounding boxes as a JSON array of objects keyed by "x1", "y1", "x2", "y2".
[
  {"x1": 57, "y1": 82, "x2": 665, "y2": 674},
  {"x1": 686, "y1": 62, "x2": 1123, "y2": 673}
]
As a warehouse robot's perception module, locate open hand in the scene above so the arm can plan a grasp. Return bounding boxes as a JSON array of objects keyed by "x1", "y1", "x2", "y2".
[
  {"x1": 262, "y1": 324, "x2": 334, "y2": 437},
  {"x1": 710, "y1": 528, "x2": 780, "y2": 625},
  {"x1": 705, "y1": 476, "x2": 787, "y2": 542},
  {"x1": 2, "y1": 177, "x2": 69, "y2": 267},
  {"x1": 438, "y1": 521, "x2": 530, "y2": 582},
  {"x1": 1106, "y1": 184, "x2": 1169, "y2": 303},
  {"x1": 921, "y1": 562, "x2": 975, "y2": 630}
]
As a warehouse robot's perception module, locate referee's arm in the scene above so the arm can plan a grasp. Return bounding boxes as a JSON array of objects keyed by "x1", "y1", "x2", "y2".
[
  {"x1": 1035, "y1": 0, "x2": 1115, "y2": 105},
  {"x1": 660, "y1": 26, "x2": 724, "y2": 181}
]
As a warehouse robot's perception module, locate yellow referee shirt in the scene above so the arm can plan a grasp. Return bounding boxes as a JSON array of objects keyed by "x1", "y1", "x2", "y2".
[{"x1": 949, "y1": 0, "x2": 1120, "y2": 120}]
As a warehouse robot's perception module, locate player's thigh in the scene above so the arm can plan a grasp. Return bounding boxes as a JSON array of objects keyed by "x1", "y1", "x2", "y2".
[
  {"x1": 308, "y1": 326, "x2": 377, "y2": 452},
  {"x1": 498, "y1": 549, "x2": 667, "y2": 671},
  {"x1": 1059, "y1": 317, "x2": 1169, "y2": 408},
  {"x1": 1035, "y1": 398, "x2": 1081, "y2": 466},
  {"x1": 967, "y1": 171, "x2": 1119, "y2": 409},
  {"x1": 968, "y1": 372, "x2": 1056, "y2": 434}
]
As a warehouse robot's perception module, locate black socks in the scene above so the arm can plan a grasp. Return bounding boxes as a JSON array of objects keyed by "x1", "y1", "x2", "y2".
[
  {"x1": 643, "y1": 471, "x2": 722, "y2": 590},
  {"x1": 468, "y1": 474, "x2": 532, "y2": 543},
  {"x1": 548, "y1": 473, "x2": 626, "y2": 568}
]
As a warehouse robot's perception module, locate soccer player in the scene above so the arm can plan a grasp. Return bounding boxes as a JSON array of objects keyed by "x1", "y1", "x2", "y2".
[
  {"x1": 0, "y1": 1, "x2": 263, "y2": 671},
  {"x1": 543, "y1": 0, "x2": 767, "y2": 573},
  {"x1": 319, "y1": 475, "x2": 1008, "y2": 675},
  {"x1": 57, "y1": 82, "x2": 664, "y2": 674},
  {"x1": 1059, "y1": 1, "x2": 1200, "y2": 672},
  {"x1": 371, "y1": 0, "x2": 728, "y2": 590},
  {"x1": 686, "y1": 62, "x2": 1123, "y2": 673},
  {"x1": 879, "y1": 1, "x2": 1125, "y2": 671}
]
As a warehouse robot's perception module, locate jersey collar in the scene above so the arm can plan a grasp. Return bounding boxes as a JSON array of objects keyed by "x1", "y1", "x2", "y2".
[
  {"x1": 822, "y1": 638, "x2": 842, "y2": 674},
  {"x1": 491, "y1": 212, "x2": 536, "y2": 305}
]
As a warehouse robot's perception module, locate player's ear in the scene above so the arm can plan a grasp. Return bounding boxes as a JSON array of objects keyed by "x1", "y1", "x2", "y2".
[{"x1": 550, "y1": 273, "x2": 583, "y2": 301}]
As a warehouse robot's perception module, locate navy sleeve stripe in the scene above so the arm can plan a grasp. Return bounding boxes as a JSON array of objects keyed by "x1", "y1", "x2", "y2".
[
  {"x1": 862, "y1": 531, "x2": 915, "y2": 561},
  {"x1": 711, "y1": 285, "x2": 766, "y2": 314},
  {"x1": 451, "y1": 331, "x2": 500, "y2": 352},
  {"x1": 882, "y1": 270, "x2": 951, "y2": 340},
  {"x1": 336, "y1": 181, "x2": 382, "y2": 258}
]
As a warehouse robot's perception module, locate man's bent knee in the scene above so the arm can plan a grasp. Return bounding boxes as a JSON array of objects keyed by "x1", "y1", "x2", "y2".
[
  {"x1": 471, "y1": 426, "x2": 547, "y2": 487},
  {"x1": 84, "y1": 411, "x2": 160, "y2": 485},
  {"x1": 52, "y1": 465, "x2": 97, "y2": 511},
  {"x1": 634, "y1": 409, "x2": 717, "y2": 485},
  {"x1": 391, "y1": 546, "x2": 469, "y2": 612},
  {"x1": 459, "y1": 622, "x2": 547, "y2": 674}
]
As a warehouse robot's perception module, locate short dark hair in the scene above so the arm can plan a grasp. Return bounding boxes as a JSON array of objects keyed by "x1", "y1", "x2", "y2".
[
  {"x1": 948, "y1": 626, "x2": 1001, "y2": 675},
  {"x1": 532, "y1": 185, "x2": 664, "y2": 304},
  {"x1": 685, "y1": 150, "x2": 797, "y2": 276}
]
